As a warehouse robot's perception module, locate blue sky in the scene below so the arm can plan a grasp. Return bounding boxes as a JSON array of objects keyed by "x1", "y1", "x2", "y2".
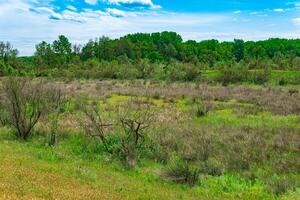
[{"x1": 0, "y1": 0, "x2": 300, "y2": 55}]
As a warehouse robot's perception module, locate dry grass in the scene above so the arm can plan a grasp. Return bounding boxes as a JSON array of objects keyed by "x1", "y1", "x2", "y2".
[{"x1": 47, "y1": 79, "x2": 300, "y2": 115}]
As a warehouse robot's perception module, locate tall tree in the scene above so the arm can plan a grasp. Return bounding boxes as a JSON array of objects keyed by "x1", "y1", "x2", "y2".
[
  {"x1": 52, "y1": 35, "x2": 72, "y2": 66},
  {"x1": 233, "y1": 39, "x2": 245, "y2": 62},
  {"x1": 34, "y1": 41, "x2": 54, "y2": 68}
]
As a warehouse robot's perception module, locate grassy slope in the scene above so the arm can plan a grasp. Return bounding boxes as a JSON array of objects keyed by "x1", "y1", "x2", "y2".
[{"x1": 0, "y1": 135, "x2": 280, "y2": 200}]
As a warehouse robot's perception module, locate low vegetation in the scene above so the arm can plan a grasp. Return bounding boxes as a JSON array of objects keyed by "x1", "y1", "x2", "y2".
[{"x1": 0, "y1": 77, "x2": 299, "y2": 199}]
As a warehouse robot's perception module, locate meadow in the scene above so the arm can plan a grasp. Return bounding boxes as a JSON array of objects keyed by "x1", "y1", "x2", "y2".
[{"x1": 0, "y1": 77, "x2": 299, "y2": 200}]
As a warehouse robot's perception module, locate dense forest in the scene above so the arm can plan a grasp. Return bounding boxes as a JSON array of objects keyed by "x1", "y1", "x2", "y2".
[{"x1": 1, "y1": 32, "x2": 300, "y2": 83}]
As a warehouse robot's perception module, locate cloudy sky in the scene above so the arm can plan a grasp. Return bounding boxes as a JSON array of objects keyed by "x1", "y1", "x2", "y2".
[{"x1": 1, "y1": 0, "x2": 300, "y2": 55}]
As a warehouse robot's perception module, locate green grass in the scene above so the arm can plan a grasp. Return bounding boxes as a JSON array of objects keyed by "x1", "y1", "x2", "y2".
[
  {"x1": 2, "y1": 129, "x2": 297, "y2": 200},
  {"x1": 197, "y1": 111, "x2": 299, "y2": 129}
]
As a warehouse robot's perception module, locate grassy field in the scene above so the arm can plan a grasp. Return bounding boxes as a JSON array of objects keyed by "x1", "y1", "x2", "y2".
[{"x1": 0, "y1": 79, "x2": 299, "y2": 200}]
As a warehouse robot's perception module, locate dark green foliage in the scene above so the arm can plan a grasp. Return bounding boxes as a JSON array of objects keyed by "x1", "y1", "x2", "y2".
[
  {"x1": 34, "y1": 35, "x2": 72, "y2": 68},
  {"x1": 233, "y1": 39, "x2": 245, "y2": 62}
]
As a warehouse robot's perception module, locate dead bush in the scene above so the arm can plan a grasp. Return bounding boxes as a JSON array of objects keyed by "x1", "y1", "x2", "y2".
[
  {"x1": 47, "y1": 87, "x2": 66, "y2": 146},
  {"x1": 78, "y1": 98, "x2": 153, "y2": 168},
  {"x1": 117, "y1": 99, "x2": 153, "y2": 167},
  {"x1": 78, "y1": 102, "x2": 113, "y2": 154},
  {"x1": 151, "y1": 125, "x2": 215, "y2": 163},
  {"x1": 0, "y1": 77, "x2": 62, "y2": 140}
]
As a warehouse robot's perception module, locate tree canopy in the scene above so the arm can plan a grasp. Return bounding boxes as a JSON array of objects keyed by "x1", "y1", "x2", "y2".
[{"x1": 1, "y1": 32, "x2": 300, "y2": 78}]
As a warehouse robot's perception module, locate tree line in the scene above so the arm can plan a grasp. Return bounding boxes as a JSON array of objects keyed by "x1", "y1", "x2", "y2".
[
  {"x1": 33, "y1": 32, "x2": 300, "y2": 69},
  {"x1": 1, "y1": 32, "x2": 300, "y2": 79}
]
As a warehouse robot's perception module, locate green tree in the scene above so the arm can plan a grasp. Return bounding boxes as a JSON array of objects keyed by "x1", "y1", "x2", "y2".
[
  {"x1": 0, "y1": 41, "x2": 18, "y2": 65},
  {"x1": 52, "y1": 35, "x2": 72, "y2": 66},
  {"x1": 233, "y1": 39, "x2": 244, "y2": 62},
  {"x1": 34, "y1": 41, "x2": 55, "y2": 68}
]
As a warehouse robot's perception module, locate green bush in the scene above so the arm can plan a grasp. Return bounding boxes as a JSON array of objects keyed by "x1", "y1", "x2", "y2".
[
  {"x1": 165, "y1": 155, "x2": 200, "y2": 185},
  {"x1": 218, "y1": 62, "x2": 248, "y2": 85},
  {"x1": 247, "y1": 69, "x2": 271, "y2": 84},
  {"x1": 166, "y1": 62, "x2": 200, "y2": 82}
]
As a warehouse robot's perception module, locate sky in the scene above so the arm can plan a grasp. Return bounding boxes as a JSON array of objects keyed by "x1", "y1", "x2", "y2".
[{"x1": 0, "y1": 0, "x2": 300, "y2": 55}]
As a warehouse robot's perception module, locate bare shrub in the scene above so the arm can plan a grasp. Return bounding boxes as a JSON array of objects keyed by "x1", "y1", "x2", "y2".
[
  {"x1": 152, "y1": 125, "x2": 215, "y2": 162},
  {"x1": 0, "y1": 77, "x2": 61, "y2": 140},
  {"x1": 78, "y1": 102, "x2": 113, "y2": 154},
  {"x1": 47, "y1": 87, "x2": 66, "y2": 146},
  {"x1": 117, "y1": 99, "x2": 153, "y2": 167},
  {"x1": 78, "y1": 98, "x2": 153, "y2": 168}
]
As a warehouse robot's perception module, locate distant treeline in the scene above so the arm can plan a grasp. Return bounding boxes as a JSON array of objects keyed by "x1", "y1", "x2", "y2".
[{"x1": 1, "y1": 32, "x2": 300, "y2": 83}]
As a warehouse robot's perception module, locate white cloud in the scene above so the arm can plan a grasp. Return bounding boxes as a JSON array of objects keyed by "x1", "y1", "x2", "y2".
[
  {"x1": 287, "y1": 2, "x2": 300, "y2": 7},
  {"x1": 106, "y1": 8, "x2": 127, "y2": 17},
  {"x1": 105, "y1": 0, "x2": 161, "y2": 9},
  {"x1": 274, "y1": 8, "x2": 284, "y2": 12},
  {"x1": 33, "y1": 7, "x2": 63, "y2": 20},
  {"x1": 85, "y1": 0, "x2": 98, "y2": 5},
  {"x1": 233, "y1": 10, "x2": 241, "y2": 14},
  {"x1": 292, "y1": 18, "x2": 300, "y2": 25},
  {"x1": 67, "y1": 5, "x2": 77, "y2": 11}
]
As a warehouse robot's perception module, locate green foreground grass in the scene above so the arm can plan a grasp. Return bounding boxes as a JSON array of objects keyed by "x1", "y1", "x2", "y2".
[{"x1": 0, "y1": 131, "x2": 298, "y2": 200}]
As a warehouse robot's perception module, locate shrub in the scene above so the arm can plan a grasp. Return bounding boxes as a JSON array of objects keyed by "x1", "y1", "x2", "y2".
[
  {"x1": 117, "y1": 100, "x2": 153, "y2": 167},
  {"x1": 79, "y1": 99, "x2": 153, "y2": 168},
  {"x1": 248, "y1": 68, "x2": 271, "y2": 84},
  {"x1": 166, "y1": 62, "x2": 200, "y2": 82},
  {"x1": 199, "y1": 158, "x2": 224, "y2": 176},
  {"x1": 218, "y1": 62, "x2": 248, "y2": 85},
  {"x1": 195, "y1": 101, "x2": 210, "y2": 117},
  {"x1": 78, "y1": 102, "x2": 113, "y2": 154},
  {"x1": 165, "y1": 155, "x2": 200, "y2": 185},
  {"x1": 47, "y1": 88, "x2": 66, "y2": 146},
  {"x1": 278, "y1": 78, "x2": 287, "y2": 86},
  {"x1": 152, "y1": 92, "x2": 161, "y2": 99},
  {"x1": 0, "y1": 77, "x2": 62, "y2": 140}
]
